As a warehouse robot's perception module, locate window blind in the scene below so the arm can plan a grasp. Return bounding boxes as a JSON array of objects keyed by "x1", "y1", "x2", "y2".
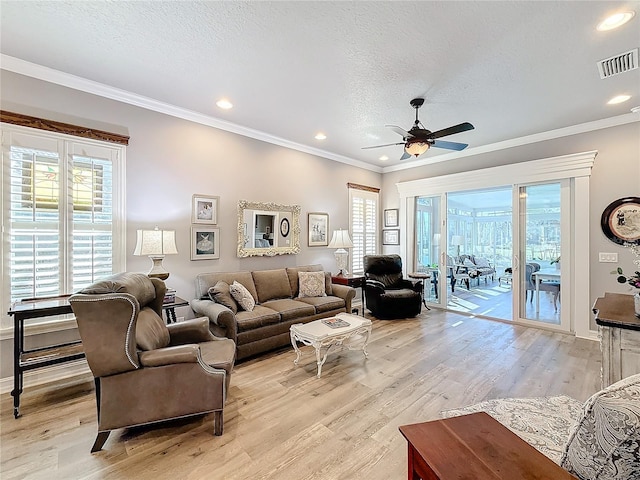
[
  {"x1": 2, "y1": 125, "x2": 125, "y2": 329},
  {"x1": 349, "y1": 187, "x2": 379, "y2": 274}
]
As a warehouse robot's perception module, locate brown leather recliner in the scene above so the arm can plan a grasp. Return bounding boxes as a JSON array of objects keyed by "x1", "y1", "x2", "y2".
[{"x1": 69, "y1": 272, "x2": 236, "y2": 453}]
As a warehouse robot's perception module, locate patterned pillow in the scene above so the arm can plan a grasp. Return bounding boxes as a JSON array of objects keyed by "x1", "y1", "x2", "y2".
[
  {"x1": 561, "y1": 373, "x2": 640, "y2": 480},
  {"x1": 229, "y1": 281, "x2": 255, "y2": 311},
  {"x1": 208, "y1": 281, "x2": 238, "y2": 314},
  {"x1": 298, "y1": 271, "x2": 327, "y2": 298}
]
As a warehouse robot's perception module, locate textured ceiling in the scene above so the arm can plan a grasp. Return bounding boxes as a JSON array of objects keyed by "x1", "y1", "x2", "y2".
[{"x1": 1, "y1": 1, "x2": 639, "y2": 171}]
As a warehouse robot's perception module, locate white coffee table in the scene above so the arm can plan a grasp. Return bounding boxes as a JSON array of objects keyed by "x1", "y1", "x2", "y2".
[{"x1": 290, "y1": 313, "x2": 372, "y2": 378}]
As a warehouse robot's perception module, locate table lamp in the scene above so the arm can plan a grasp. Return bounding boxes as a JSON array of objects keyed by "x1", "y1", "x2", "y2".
[
  {"x1": 328, "y1": 229, "x2": 354, "y2": 276},
  {"x1": 451, "y1": 235, "x2": 464, "y2": 260},
  {"x1": 133, "y1": 227, "x2": 178, "y2": 280}
]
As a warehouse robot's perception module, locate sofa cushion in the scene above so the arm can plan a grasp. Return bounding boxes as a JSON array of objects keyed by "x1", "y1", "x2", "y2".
[
  {"x1": 195, "y1": 271, "x2": 258, "y2": 302},
  {"x1": 561, "y1": 373, "x2": 640, "y2": 480},
  {"x1": 298, "y1": 271, "x2": 327, "y2": 298},
  {"x1": 297, "y1": 295, "x2": 345, "y2": 313},
  {"x1": 286, "y1": 265, "x2": 332, "y2": 297},
  {"x1": 136, "y1": 307, "x2": 170, "y2": 351},
  {"x1": 208, "y1": 281, "x2": 238, "y2": 314},
  {"x1": 252, "y1": 269, "x2": 292, "y2": 303},
  {"x1": 235, "y1": 305, "x2": 281, "y2": 332},
  {"x1": 230, "y1": 281, "x2": 256, "y2": 311},
  {"x1": 261, "y1": 298, "x2": 315, "y2": 321}
]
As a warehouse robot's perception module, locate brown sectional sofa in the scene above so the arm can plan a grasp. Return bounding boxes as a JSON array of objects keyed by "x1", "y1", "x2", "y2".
[{"x1": 190, "y1": 264, "x2": 356, "y2": 360}]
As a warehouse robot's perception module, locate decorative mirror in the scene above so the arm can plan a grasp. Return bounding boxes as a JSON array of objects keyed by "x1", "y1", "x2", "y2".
[{"x1": 237, "y1": 200, "x2": 301, "y2": 257}]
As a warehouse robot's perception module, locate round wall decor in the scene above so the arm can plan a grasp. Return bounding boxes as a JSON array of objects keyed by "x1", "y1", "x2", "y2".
[
  {"x1": 280, "y1": 217, "x2": 290, "y2": 237},
  {"x1": 600, "y1": 197, "x2": 640, "y2": 245}
]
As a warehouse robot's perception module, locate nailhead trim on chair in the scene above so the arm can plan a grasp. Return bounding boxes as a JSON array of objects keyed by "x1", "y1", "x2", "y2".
[{"x1": 71, "y1": 295, "x2": 140, "y2": 369}]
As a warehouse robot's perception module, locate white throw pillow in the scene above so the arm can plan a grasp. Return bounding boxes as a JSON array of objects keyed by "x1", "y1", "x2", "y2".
[
  {"x1": 229, "y1": 281, "x2": 255, "y2": 311},
  {"x1": 298, "y1": 271, "x2": 327, "y2": 298},
  {"x1": 475, "y1": 257, "x2": 491, "y2": 268}
]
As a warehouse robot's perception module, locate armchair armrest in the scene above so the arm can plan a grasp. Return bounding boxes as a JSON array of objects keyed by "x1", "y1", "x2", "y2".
[
  {"x1": 190, "y1": 299, "x2": 238, "y2": 344},
  {"x1": 365, "y1": 279, "x2": 386, "y2": 293},
  {"x1": 167, "y1": 317, "x2": 215, "y2": 345},
  {"x1": 138, "y1": 344, "x2": 199, "y2": 367}
]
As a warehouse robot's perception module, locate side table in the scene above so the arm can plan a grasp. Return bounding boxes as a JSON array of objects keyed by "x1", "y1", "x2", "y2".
[
  {"x1": 399, "y1": 412, "x2": 576, "y2": 479},
  {"x1": 331, "y1": 274, "x2": 365, "y2": 316},
  {"x1": 408, "y1": 271, "x2": 432, "y2": 310},
  {"x1": 8, "y1": 295, "x2": 84, "y2": 418},
  {"x1": 162, "y1": 296, "x2": 189, "y2": 323}
]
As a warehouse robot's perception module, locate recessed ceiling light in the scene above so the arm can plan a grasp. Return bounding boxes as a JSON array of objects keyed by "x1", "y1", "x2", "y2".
[
  {"x1": 216, "y1": 98, "x2": 233, "y2": 109},
  {"x1": 315, "y1": 133, "x2": 327, "y2": 140},
  {"x1": 597, "y1": 11, "x2": 635, "y2": 31},
  {"x1": 607, "y1": 94, "x2": 631, "y2": 105},
  {"x1": 379, "y1": 155, "x2": 389, "y2": 161}
]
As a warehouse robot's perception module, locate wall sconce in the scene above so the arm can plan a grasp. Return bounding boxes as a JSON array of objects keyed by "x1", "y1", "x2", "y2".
[
  {"x1": 328, "y1": 229, "x2": 354, "y2": 276},
  {"x1": 133, "y1": 227, "x2": 178, "y2": 280}
]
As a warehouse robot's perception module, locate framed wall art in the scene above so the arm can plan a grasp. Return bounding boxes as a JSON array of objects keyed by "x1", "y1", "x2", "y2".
[
  {"x1": 382, "y1": 229, "x2": 400, "y2": 245},
  {"x1": 384, "y1": 209, "x2": 399, "y2": 227},
  {"x1": 600, "y1": 196, "x2": 640, "y2": 245},
  {"x1": 308, "y1": 212, "x2": 329, "y2": 246},
  {"x1": 191, "y1": 227, "x2": 220, "y2": 260},
  {"x1": 192, "y1": 194, "x2": 219, "y2": 224}
]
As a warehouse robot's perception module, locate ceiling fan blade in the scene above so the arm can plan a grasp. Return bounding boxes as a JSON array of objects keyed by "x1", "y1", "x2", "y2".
[
  {"x1": 432, "y1": 139, "x2": 469, "y2": 151},
  {"x1": 361, "y1": 142, "x2": 405, "y2": 150},
  {"x1": 386, "y1": 125, "x2": 412, "y2": 138},
  {"x1": 430, "y1": 122, "x2": 475, "y2": 139},
  {"x1": 399, "y1": 151, "x2": 411, "y2": 161}
]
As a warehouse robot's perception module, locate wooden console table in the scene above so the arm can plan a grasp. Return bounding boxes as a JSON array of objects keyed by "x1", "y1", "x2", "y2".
[
  {"x1": 399, "y1": 412, "x2": 576, "y2": 480},
  {"x1": 593, "y1": 292, "x2": 640, "y2": 387},
  {"x1": 7, "y1": 295, "x2": 85, "y2": 418}
]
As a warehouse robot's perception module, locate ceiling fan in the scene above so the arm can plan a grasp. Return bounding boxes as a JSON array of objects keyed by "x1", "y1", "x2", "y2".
[{"x1": 363, "y1": 98, "x2": 475, "y2": 160}]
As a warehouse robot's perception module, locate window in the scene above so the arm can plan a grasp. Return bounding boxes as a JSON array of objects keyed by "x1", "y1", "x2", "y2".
[
  {"x1": 2, "y1": 125, "x2": 125, "y2": 329},
  {"x1": 349, "y1": 185, "x2": 379, "y2": 274}
]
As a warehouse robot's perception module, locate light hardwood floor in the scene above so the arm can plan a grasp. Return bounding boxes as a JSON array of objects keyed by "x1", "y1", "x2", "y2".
[{"x1": 1, "y1": 309, "x2": 601, "y2": 480}]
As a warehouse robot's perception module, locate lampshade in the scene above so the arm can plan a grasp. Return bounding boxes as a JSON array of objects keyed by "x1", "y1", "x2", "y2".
[
  {"x1": 405, "y1": 141, "x2": 430, "y2": 157},
  {"x1": 328, "y1": 229, "x2": 353, "y2": 276},
  {"x1": 133, "y1": 227, "x2": 178, "y2": 280},
  {"x1": 328, "y1": 229, "x2": 354, "y2": 249},
  {"x1": 451, "y1": 235, "x2": 464, "y2": 246}
]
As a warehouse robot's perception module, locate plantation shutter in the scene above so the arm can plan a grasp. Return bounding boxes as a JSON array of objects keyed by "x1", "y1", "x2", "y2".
[
  {"x1": 349, "y1": 185, "x2": 379, "y2": 274},
  {"x1": 2, "y1": 125, "x2": 125, "y2": 328}
]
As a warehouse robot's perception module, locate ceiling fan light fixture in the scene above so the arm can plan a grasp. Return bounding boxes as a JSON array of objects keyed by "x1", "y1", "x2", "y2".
[{"x1": 405, "y1": 141, "x2": 430, "y2": 157}]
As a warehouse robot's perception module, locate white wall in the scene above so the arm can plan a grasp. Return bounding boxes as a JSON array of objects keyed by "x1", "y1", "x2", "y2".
[
  {"x1": 0, "y1": 70, "x2": 381, "y2": 380},
  {"x1": 381, "y1": 121, "x2": 640, "y2": 330}
]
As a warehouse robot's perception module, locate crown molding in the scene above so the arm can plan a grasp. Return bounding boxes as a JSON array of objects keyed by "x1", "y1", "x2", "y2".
[
  {"x1": 1, "y1": 55, "x2": 383, "y2": 173},
  {"x1": 3, "y1": 54, "x2": 635, "y2": 176},
  {"x1": 383, "y1": 113, "x2": 639, "y2": 173}
]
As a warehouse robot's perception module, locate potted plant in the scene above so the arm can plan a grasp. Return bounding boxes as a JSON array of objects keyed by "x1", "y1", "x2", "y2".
[{"x1": 550, "y1": 256, "x2": 560, "y2": 270}]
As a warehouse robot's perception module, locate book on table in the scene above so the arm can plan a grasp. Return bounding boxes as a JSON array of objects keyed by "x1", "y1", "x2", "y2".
[{"x1": 322, "y1": 317, "x2": 350, "y2": 328}]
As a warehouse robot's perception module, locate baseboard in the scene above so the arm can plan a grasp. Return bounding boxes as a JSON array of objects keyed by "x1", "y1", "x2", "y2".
[{"x1": 0, "y1": 361, "x2": 92, "y2": 395}]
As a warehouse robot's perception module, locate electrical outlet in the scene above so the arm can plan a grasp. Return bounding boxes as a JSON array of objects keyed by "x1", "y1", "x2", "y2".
[{"x1": 598, "y1": 252, "x2": 618, "y2": 263}]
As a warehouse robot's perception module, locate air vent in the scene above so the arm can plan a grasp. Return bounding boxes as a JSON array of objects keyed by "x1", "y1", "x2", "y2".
[{"x1": 597, "y1": 48, "x2": 638, "y2": 79}]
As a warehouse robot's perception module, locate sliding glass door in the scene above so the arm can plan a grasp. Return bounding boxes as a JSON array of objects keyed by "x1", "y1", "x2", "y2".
[{"x1": 414, "y1": 181, "x2": 570, "y2": 332}]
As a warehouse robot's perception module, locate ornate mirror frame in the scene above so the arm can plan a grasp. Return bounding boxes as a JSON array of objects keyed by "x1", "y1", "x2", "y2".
[{"x1": 237, "y1": 200, "x2": 301, "y2": 257}]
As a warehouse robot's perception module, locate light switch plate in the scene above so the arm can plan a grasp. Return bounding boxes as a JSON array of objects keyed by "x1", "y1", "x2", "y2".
[{"x1": 599, "y1": 252, "x2": 618, "y2": 263}]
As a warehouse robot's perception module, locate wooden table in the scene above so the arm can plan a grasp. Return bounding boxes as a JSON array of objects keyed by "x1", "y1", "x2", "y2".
[
  {"x1": 331, "y1": 274, "x2": 365, "y2": 315},
  {"x1": 399, "y1": 412, "x2": 577, "y2": 480},
  {"x1": 7, "y1": 295, "x2": 84, "y2": 418},
  {"x1": 593, "y1": 292, "x2": 640, "y2": 387},
  {"x1": 162, "y1": 296, "x2": 189, "y2": 323}
]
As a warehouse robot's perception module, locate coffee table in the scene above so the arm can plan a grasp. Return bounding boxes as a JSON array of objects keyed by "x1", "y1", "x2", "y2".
[{"x1": 290, "y1": 313, "x2": 372, "y2": 378}]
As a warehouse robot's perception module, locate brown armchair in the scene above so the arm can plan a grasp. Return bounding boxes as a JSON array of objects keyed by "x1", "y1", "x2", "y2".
[{"x1": 69, "y1": 272, "x2": 236, "y2": 452}]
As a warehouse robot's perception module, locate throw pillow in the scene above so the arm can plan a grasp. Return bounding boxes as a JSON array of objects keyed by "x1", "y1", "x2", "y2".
[
  {"x1": 208, "y1": 281, "x2": 238, "y2": 314},
  {"x1": 298, "y1": 271, "x2": 327, "y2": 298},
  {"x1": 229, "y1": 281, "x2": 255, "y2": 311},
  {"x1": 474, "y1": 257, "x2": 491, "y2": 268},
  {"x1": 561, "y1": 373, "x2": 640, "y2": 479}
]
